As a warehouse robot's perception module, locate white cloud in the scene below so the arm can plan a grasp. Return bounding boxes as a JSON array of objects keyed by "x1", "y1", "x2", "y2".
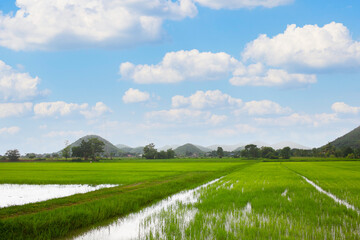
[
  {"x1": 230, "y1": 63, "x2": 317, "y2": 87},
  {"x1": 34, "y1": 101, "x2": 88, "y2": 117},
  {"x1": 120, "y1": 49, "x2": 239, "y2": 83},
  {"x1": 80, "y1": 102, "x2": 112, "y2": 119},
  {"x1": 194, "y1": 0, "x2": 293, "y2": 9},
  {"x1": 0, "y1": 126, "x2": 20, "y2": 135},
  {"x1": 44, "y1": 130, "x2": 86, "y2": 138},
  {"x1": 172, "y1": 90, "x2": 242, "y2": 109},
  {"x1": 255, "y1": 113, "x2": 338, "y2": 127},
  {"x1": 0, "y1": 60, "x2": 43, "y2": 100},
  {"x1": 0, "y1": 0, "x2": 197, "y2": 51},
  {"x1": 145, "y1": 108, "x2": 226, "y2": 125},
  {"x1": 235, "y1": 100, "x2": 291, "y2": 115},
  {"x1": 332, "y1": 102, "x2": 360, "y2": 114},
  {"x1": 122, "y1": 88, "x2": 150, "y2": 103},
  {"x1": 242, "y1": 22, "x2": 360, "y2": 70},
  {"x1": 0, "y1": 102, "x2": 33, "y2": 118},
  {"x1": 209, "y1": 124, "x2": 258, "y2": 137},
  {"x1": 120, "y1": 49, "x2": 316, "y2": 88}
]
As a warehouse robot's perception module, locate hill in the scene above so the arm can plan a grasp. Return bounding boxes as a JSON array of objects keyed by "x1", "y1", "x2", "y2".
[
  {"x1": 116, "y1": 144, "x2": 144, "y2": 154},
  {"x1": 207, "y1": 144, "x2": 244, "y2": 152},
  {"x1": 174, "y1": 144, "x2": 205, "y2": 156},
  {"x1": 328, "y1": 126, "x2": 360, "y2": 149},
  {"x1": 67, "y1": 135, "x2": 121, "y2": 156},
  {"x1": 271, "y1": 141, "x2": 310, "y2": 150},
  {"x1": 194, "y1": 145, "x2": 212, "y2": 152}
]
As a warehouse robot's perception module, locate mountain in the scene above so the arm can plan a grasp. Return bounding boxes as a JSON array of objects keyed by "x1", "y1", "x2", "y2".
[
  {"x1": 158, "y1": 145, "x2": 180, "y2": 151},
  {"x1": 328, "y1": 126, "x2": 360, "y2": 149},
  {"x1": 67, "y1": 135, "x2": 121, "y2": 155},
  {"x1": 194, "y1": 145, "x2": 212, "y2": 152},
  {"x1": 116, "y1": 144, "x2": 130, "y2": 149},
  {"x1": 174, "y1": 144, "x2": 205, "y2": 156},
  {"x1": 116, "y1": 144, "x2": 144, "y2": 154},
  {"x1": 207, "y1": 144, "x2": 244, "y2": 152},
  {"x1": 271, "y1": 141, "x2": 310, "y2": 150}
]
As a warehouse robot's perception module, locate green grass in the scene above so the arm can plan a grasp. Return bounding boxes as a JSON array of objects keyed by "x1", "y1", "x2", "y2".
[
  {"x1": 1, "y1": 160, "x2": 360, "y2": 239},
  {"x1": 284, "y1": 161, "x2": 360, "y2": 209},
  {"x1": 145, "y1": 162, "x2": 360, "y2": 239},
  {"x1": 0, "y1": 160, "x2": 250, "y2": 239},
  {"x1": 0, "y1": 160, "x2": 244, "y2": 184}
]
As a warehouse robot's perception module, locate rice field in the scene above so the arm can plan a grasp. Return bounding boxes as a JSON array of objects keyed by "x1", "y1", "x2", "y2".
[
  {"x1": 0, "y1": 160, "x2": 359, "y2": 239},
  {"x1": 133, "y1": 162, "x2": 360, "y2": 240}
]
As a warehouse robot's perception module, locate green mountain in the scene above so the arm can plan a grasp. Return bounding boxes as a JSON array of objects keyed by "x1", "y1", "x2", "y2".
[
  {"x1": 174, "y1": 144, "x2": 205, "y2": 156},
  {"x1": 328, "y1": 126, "x2": 360, "y2": 149},
  {"x1": 116, "y1": 144, "x2": 144, "y2": 154},
  {"x1": 67, "y1": 135, "x2": 121, "y2": 156}
]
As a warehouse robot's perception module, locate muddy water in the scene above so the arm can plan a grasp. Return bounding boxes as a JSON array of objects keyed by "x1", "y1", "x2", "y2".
[
  {"x1": 72, "y1": 177, "x2": 223, "y2": 240},
  {"x1": 0, "y1": 184, "x2": 118, "y2": 208}
]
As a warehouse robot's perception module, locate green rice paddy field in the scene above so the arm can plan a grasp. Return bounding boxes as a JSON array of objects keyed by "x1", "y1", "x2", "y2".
[{"x1": 0, "y1": 159, "x2": 359, "y2": 239}]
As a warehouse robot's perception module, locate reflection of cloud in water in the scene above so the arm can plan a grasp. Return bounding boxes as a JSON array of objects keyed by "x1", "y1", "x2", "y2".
[{"x1": 0, "y1": 184, "x2": 118, "y2": 208}]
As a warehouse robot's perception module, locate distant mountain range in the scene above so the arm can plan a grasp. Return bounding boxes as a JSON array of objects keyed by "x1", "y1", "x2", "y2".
[{"x1": 60, "y1": 134, "x2": 329, "y2": 157}]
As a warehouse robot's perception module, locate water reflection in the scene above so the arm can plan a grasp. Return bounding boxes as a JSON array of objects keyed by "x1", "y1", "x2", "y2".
[{"x1": 0, "y1": 184, "x2": 118, "y2": 208}]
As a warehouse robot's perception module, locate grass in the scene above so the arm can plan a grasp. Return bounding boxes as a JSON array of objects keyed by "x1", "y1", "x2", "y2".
[
  {"x1": 0, "y1": 160, "x2": 244, "y2": 184},
  {"x1": 0, "y1": 159, "x2": 251, "y2": 239},
  {"x1": 284, "y1": 161, "x2": 360, "y2": 209},
  {"x1": 1, "y1": 160, "x2": 360, "y2": 239},
  {"x1": 144, "y1": 162, "x2": 360, "y2": 239}
]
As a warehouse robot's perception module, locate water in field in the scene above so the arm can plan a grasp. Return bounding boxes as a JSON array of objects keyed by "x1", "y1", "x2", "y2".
[
  {"x1": 0, "y1": 184, "x2": 118, "y2": 208},
  {"x1": 73, "y1": 177, "x2": 222, "y2": 240}
]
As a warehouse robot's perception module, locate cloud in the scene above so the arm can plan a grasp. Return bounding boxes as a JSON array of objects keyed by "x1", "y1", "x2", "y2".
[
  {"x1": 0, "y1": 60, "x2": 43, "y2": 100},
  {"x1": 255, "y1": 113, "x2": 338, "y2": 127},
  {"x1": 172, "y1": 90, "x2": 242, "y2": 109},
  {"x1": 44, "y1": 130, "x2": 86, "y2": 138},
  {"x1": 209, "y1": 124, "x2": 258, "y2": 137},
  {"x1": 80, "y1": 102, "x2": 112, "y2": 119},
  {"x1": 230, "y1": 63, "x2": 317, "y2": 87},
  {"x1": 120, "y1": 49, "x2": 239, "y2": 83},
  {"x1": 122, "y1": 88, "x2": 150, "y2": 103},
  {"x1": 332, "y1": 102, "x2": 360, "y2": 114},
  {"x1": 242, "y1": 22, "x2": 360, "y2": 70},
  {"x1": 145, "y1": 108, "x2": 227, "y2": 125},
  {"x1": 0, "y1": 0, "x2": 197, "y2": 51},
  {"x1": 120, "y1": 49, "x2": 317, "y2": 88},
  {"x1": 34, "y1": 101, "x2": 88, "y2": 117},
  {"x1": 235, "y1": 100, "x2": 291, "y2": 115},
  {"x1": 0, "y1": 102, "x2": 33, "y2": 118},
  {"x1": 194, "y1": 0, "x2": 293, "y2": 9},
  {"x1": 0, "y1": 126, "x2": 20, "y2": 135}
]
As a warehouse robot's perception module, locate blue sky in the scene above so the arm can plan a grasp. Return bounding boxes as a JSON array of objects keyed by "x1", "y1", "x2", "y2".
[{"x1": 0, "y1": 0, "x2": 360, "y2": 153}]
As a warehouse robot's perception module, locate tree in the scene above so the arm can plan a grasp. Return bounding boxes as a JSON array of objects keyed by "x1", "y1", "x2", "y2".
[
  {"x1": 143, "y1": 143, "x2": 157, "y2": 159},
  {"x1": 62, "y1": 146, "x2": 71, "y2": 159},
  {"x1": 280, "y1": 147, "x2": 291, "y2": 159},
  {"x1": 71, "y1": 138, "x2": 105, "y2": 161},
  {"x1": 217, "y1": 147, "x2": 224, "y2": 158},
  {"x1": 62, "y1": 140, "x2": 71, "y2": 159},
  {"x1": 242, "y1": 144, "x2": 260, "y2": 159},
  {"x1": 88, "y1": 138, "x2": 105, "y2": 161},
  {"x1": 72, "y1": 146, "x2": 83, "y2": 158},
  {"x1": 26, "y1": 153, "x2": 36, "y2": 159},
  {"x1": 166, "y1": 148, "x2": 175, "y2": 159},
  {"x1": 261, "y1": 147, "x2": 278, "y2": 159},
  {"x1": 5, "y1": 149, "x2": 20, "y2": 161}
]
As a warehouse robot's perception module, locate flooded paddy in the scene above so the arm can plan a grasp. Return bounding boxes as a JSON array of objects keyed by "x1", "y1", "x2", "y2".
[
  {"x1": 0, "y1": 184, "x2": 118, "y2": 208},
  {"x1": 72, "y1": 178, "x2": 222, "y2": 240}
]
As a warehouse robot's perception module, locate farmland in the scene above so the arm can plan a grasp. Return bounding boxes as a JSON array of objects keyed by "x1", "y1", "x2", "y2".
[{"x1": 0, "y1": 159, "x2": 360, "y2": 239}]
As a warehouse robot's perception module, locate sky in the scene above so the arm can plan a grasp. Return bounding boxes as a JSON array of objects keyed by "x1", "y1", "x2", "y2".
[{"x1": 0, "y1": 0, "x2": 360, "y2": 154}]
